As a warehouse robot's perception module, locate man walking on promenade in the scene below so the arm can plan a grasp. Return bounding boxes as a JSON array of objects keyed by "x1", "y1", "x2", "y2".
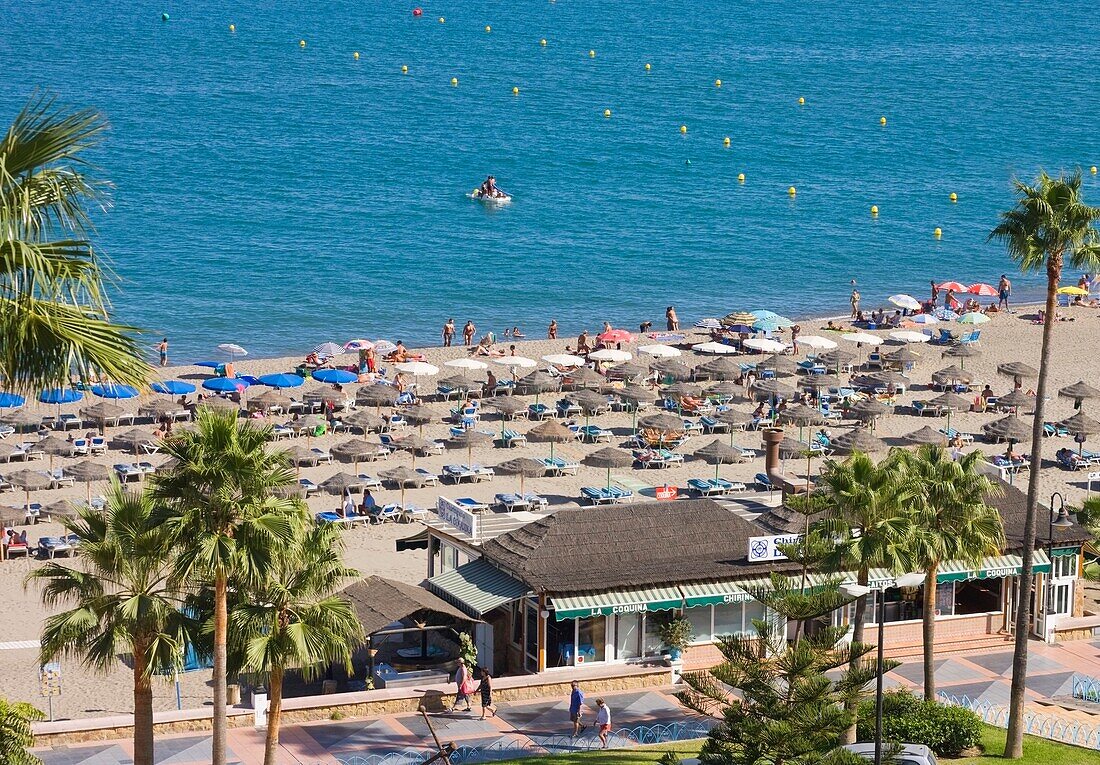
[
  {"x1": 569, "y1": 680, "x2": 586, "y2": 737},
  {"x1": 595, "y1": 698, "x2": 612, "y2": 749}
]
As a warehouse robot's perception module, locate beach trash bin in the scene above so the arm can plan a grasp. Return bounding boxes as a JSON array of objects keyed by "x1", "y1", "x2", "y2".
[
  {"x1": 322, "y1": 679, "x2": 338, "y2": 694},
  {"x1": 252, "y1": 686, "x2": 268, "y2": 728},
  {"x1": 227, "y1": 683, "x2": 241, "y2": 705}
]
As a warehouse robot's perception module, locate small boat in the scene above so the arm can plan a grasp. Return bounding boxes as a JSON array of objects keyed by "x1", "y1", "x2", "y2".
[{"x1": 468, "y1": 188, "x2": 512, "y2": 204}]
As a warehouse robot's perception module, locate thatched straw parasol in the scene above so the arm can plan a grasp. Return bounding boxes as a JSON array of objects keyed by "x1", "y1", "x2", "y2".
[
  {"x1": 902, "y1": 426, "x2": 947, "y2": 446},
  {"x1": 1060, "y1": 381, "x2": 1100, "y2": 403},
  {"x1": 378, "y1": 465, "x2": 427, "y2": 508},
  {"x1": 320, "y1": 472, "x2": 367, "y2": 496},
  {"x1": 830, "y1": 427, "x2": 887, "y2": 454},
  {"x1": 446, "y1": 429, "x2": 494, "y2": 465},
  {"x1": 997, "y1": 361, "x2": 1038, "y2": 380},
  {"x1": 582, "y1": 447, "x2": 635, "y2": 488},
  {"x1": 343, "y1": 410, "x2": 386, "y2": 433},
  {"x1": 331, "y1": 439, "x2": 382, "y2": 470},
  {"x1": 494, "y1": 457, "x2": 548, "y2": 495},
  {"x1": 356, "y1": 385, "x2": 400, "y2": 409},
  {"x1": 527, "y1": 420, "x2": 575, "y2": 459},
  {"x1": 638, "y1": 413, "x2": 684, "y2": 433}
]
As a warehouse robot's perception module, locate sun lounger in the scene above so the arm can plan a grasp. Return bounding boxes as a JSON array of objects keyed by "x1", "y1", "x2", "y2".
[
  {"x1": 528, "y1": 403, "x2": 554, "y2": 420},
  {"x1": 310, "y1": 448, "x2": 334, "y2": 464},
  {"x1": 454, "y1": 497, "x2": 490, "y2": 513},
  {"x1": 315, "y1": 511, "x2": 358, "y2": 527},
  {"x1": 912, "y1": 401, "x2": 946, "y2": 417},
  {"x1": 688, "y1": 478, "x2": 738, "y2": 496},
  {"x1": 369, "y1": 504, "x2": 404, "y2": 524},
  {"x1": 495, "y1": 493, "x2": 531, "y2": 512},
  {"x1": 1043, "y1": 423, "x2": 1070, "y2": 438},
  {"x1": 1056, "y1": 451, "x2": 1089, "y2": 471},
  {"x1": 939, "y1": 427, "x2": 974, "y2": 444},
  {"x1": 298, "y1": 478, "x2": 320, "y2": 496},
  {"x1": 55, "y1": 414, "x2": 81, "y2": 431},
  {"x1": 23, "y1": 503, "x2": 43, "y2": 524},
  {"x1": 522, "y1": 492, "x2": 549, "y2": 510},
  {"x1": 542, "y1": 457, "x2": 579, "y2": 476},
  {"x1": 114, "y1": 463, "x2": 144, "y2": 482},
  {"x1": 755, "y1": 473, "x2": 773, "y2": 491},
  {"x1": 699, "y1": 415, "x2": 730, "y2": 433},
  {"x1": 608, "y1": 486, "x2": 633, "y2": 502},
  {"x1": 89, "y1": 437, "x2": 107, "y2": 455},
  {"x1": 37, "y1": 536, "x2": 73, "y2": 559},
  {"x1": 137, "y1": 462, "x2": 157, "y2": 475},
  {"x1": 45, "y1": 469, "x2": 75, "y2": 489},
  {"x1": 556, "y1": 399, "x2": 582, "y2": 418},
  {"x1": 578, "y1": 425, "x2": 613, "y2": 443},
  {"x1": 405, "y1": 468, "x2": 437, "y2": 487},
  {"x1": 581, "y1": 486, "x2": 617, "y2": 505},
  {"x1": 3, "y1": 534, "x2": 29, "y2": 558},
  {"x1": 499, "y1": 428, "x2": 528, "y2": 448},
  {"x1": 443, "y1": 465, "x2": 477, "y2": 483}
]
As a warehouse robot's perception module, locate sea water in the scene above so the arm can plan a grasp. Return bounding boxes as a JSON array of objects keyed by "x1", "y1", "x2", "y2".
[{"x1": 3, "y1": 0, "x2": 1099, "y2": 361}]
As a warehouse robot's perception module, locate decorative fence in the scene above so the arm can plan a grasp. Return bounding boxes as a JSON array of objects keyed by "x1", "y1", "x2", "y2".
[
  {"x1": 1073, "y1": 673, "x2": 1100, "y2": 704},
  {"x1": 938, "y1": 692, "x2": 1100, "y2": 750},
  {"x1": 334, "y1": 721, "x2": 711, "y2": 765}
]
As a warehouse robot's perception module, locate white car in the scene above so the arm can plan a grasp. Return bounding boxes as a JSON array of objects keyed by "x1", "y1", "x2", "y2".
[{"x1": 840, "y1": 743, "x2": 938, "y2": 765}]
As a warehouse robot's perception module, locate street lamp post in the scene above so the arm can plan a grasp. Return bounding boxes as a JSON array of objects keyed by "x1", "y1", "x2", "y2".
[{"x1": 1045, "y1": 492, "x2": 1074, "y2": 638}]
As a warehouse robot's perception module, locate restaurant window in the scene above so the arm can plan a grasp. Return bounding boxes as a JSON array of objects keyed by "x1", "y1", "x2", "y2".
[
  {"x1": 955, "y1": 579, "x2": 1002, "y2": 615},
  {"x1": 686, "y1": 606, "x2": 713, "y2": 643},
  {"x1": 615, "y1": 613, "x2": 642, "y2": 660},
  {"x1": 1051, "y1": 582, "x2": 1072, "y2": 615},
  {"x1": 642, "y1": 613, "x2": 664, "y2": 656},
  {"x1": 511, "y1": 602, "x2": 523, "y2": 646},
  {"x1": 546, "y1": 615, "x2": 576, "y2": 667},
  {"x1": 1054, "y1": 554, "x2": 1078, "y2": 580},
  {"x1": 576, "y1": 615, "x2": 606, "y2": 663},
  {"x1": 743, "y1": 600, "x2": 766, "y2": 636},
  {"x1": 713, "y1": 602, "x2": 744, "y2": 637}
]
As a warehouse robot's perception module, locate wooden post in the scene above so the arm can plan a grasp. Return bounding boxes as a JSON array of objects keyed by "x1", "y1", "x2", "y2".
[{"x1": 537, "y1": 593, "x2": 547, "y2": 673}]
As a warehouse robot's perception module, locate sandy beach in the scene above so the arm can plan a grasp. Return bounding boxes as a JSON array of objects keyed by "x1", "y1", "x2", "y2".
[{"x1": 2, "y1": 300, "x2": 1099, "y2": 720}]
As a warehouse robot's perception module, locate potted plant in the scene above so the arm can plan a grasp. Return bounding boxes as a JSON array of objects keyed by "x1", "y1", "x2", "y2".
[{"x1": 656, "y1": 615, "x2": 693, "y2": 661}]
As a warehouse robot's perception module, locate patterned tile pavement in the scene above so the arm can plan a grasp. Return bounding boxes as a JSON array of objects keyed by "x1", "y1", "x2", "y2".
[{"x1": 32, "y1": 640, "x2": 1100, "y2": 765}]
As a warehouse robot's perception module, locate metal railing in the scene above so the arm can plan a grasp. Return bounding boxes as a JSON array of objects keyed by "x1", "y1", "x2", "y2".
[
  {"x1": 334, "y1": 721, "x2": 711, "y2": 765},
  {"x1": 938, "y1": 692, "x2": 1100, "y2": 750},
  {"x1": 1072, "y1": 673, "x2": 1100, "y2": 704}
]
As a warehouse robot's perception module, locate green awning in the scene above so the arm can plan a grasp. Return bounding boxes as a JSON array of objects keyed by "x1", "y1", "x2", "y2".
[
  {"x1": 681, "y1": 580, "x2": 760, "y2": 608},
  {"x1": 426, "y1": 559, "x2": 530, "y2": 617},
  {"x1": 552, "y1": 587, "x2": 683, "y2": 620},
  {"x1": 1051, "y1": 546, "x2": 1081, "y2": 558},
  {"x1": 937, "y1": 550, "x2": 1051, "y2": 583}
]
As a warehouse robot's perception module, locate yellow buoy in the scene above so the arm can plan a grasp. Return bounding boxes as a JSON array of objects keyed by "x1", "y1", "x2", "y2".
[
  {"x1": 603, "y1": 109, "x2": 611, "y2": 118},
  {"x1": 714, "y1": 79, "x2": 722, "y2": 87},
  {"x1": 738, "y1": 173, "x2": 746, "y2": 183},
  {"x1": 680, "y1": 125, "x2": 687, "y2": 134},
  {"x1": 880, "y1": 116, "x2": 887, "y2": 125},
  {"x1": 644, "y1": 62, "x2": 651, "y2": 71},
  {"x1": 934, "y1": 227, "x2": 943, "y2": 238},
  {"x1": 589, "y1": 49, "x2": 596, "y2": 58},
  {"x1": 354, "y1": 51, "x2": 360, "y2": 60},
  {"x1": 299, "y1": 39, "x2": 306, "y2": 48},
  {"x1": 512, "y1": 86, "x2": 519, "y2": 95},
  {"x1": 788, "y1": 186, "x2": 797, "y2": 196},
  {"x1": 723, "y1": 137, "x2": 731, "y2": 147},
  {"x1": 949, "y1": 192, "x2": 958, "y2": 202},
  {"x1": 798, "y1": 96, "x2": 805, "y2": 105},
  {"x1": 402, "y1": 65, "x2": 408, "y2": 74},
  {"x1": 229, "y1": 23, "x2": 236, "y2": 32},
  {"x1": 439, "y1": 16, "x2": 445, "y2": 23},
  {"x1": 540, "y1": 38, "x2": 547, "y2": 46},
  {"x1": 870, "y1": 205, "x2": 879, "y2": 216},
  {"x1": 1092, "y1": 166, "x2": 1098, "y2": 175},
  {"x1": 485, "y1": 25, "x2": 491, "y2": 32},
  {"x1": 451, "y1": 77, "x2": 459, "y2": 86}
]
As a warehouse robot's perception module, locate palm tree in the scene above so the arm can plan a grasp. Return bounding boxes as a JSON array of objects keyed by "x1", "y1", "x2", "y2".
[
  {"x1": 27, "y1": 484, "x2": 195, "y2": 765},
  {"x1": 149, "y1": 410, "x2": 307, "y2": 765},
  {"x1": 1, "y1": 93, "x2": 149, "y2": 393},
  {"x1": 811, "y1": 450, "x2": 916, "y2": 744},
  {"x1": 227, "y1": 524, "x2": 362, "y2": 765},
  {"x1": 897, "y1": 446, "x2": 1005, "y2": 700},
  {"x1": 0, "y1": 698, "x2": 43, "y2": 765},
  {"x1": 989, "y1": 169, "x2": 1100, "y2": 759}
]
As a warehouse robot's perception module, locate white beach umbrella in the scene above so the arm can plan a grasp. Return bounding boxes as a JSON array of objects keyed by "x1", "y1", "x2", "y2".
[
  {"x1": 373, "y1": 340, "x2": 397, "y2": 355},
  {"x1": 957, "y1": 312, "x2": 990, "y2": 325},
  {"x1": 638, "y1": 344, "x2": 681, "y2": 358},
  {"x1": 541, "y1": 354, "x2": 586, "y2": 367},
  {"x1": 344, "y1": 339, "x2": 373, "y2": 351},
  {"x1": 795, "y1": 335, "x2": 837, "y2": 351},
  {"x1": 888, "y1": 294, "x2": 922, "y2": 311},
  {"x1": 909, "y1": 314, "x2": 939, "y2": 325},
  {"x1": 589, "y1": 349, "x2": 632, "y2": 362},
  {"x1": 394, "y1": 361, "x2": 440, "y2": 377},
  {"x1": 445, "y1": 358, "x2": 489, "y2": 371},
  {"x1": 840, "y1": 332, "x2": 883, "y2": 346},
  {"x1": 694, "y1": 318, "x2": 722, "y2": 329},
  {"x1": 312, "y1": 342, "x2": 346, "y2": 357},
  {"x1": 889, "y1": 330, "x2": 931, "y2": 344},
  {"x1": 743, "y1": 338, "x2": 786, "y2": 353},
  {"x1": 217, "y1": 343, "x2": 248, "y2": 358},
  {"x1": 692, "y1": 341, "x2": 738, "y2": 355},
  {"x1": 492, "y1": 356, "x2": 538, "y2": 369}
]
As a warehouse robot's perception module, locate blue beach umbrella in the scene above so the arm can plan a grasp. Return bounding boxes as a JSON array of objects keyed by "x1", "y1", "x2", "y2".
[
  {"x1": 0, "y1": 392, "x2": 26, "y2": 408},
  {"x1": 202, "y1": 377, "x2": 250, "y2": 393},
  {"x1": 194, "y1": 361, "x2": 221, "y2": 369},
  {"x1": 751, "y1": 309, "x2": 780, "y2": 321},
  {"x1": 312, "y1": 369, "x2": 357, "y2": 384},
  {"x1": 258, "y1": 373, "x2": 305, "y2": 389},
  {"x1": 91, "y1": 383, "x2": 140, "y2": 399},
  {"x1": 727, "y1": 324, "x2": 756, "y2": 334},
  {"x1": 151, "y1": 380, "x2": 197, "y2": 395},
  {"x1": 753, "y1": 318, "x2": 784, "y2": 333},
  {"x1": 39, "y1": 388, "x2": 83, "y2": 405}
]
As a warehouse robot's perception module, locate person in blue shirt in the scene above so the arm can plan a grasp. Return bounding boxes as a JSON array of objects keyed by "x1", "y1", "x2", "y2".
[{"x1": 569, "y1": 680, "x2": 586, "y2": 736}]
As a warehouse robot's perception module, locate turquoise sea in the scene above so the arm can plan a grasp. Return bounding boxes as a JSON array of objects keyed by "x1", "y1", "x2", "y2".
[{"x1": 4, "y1": 1, "x2": 1100, "y2": 361}]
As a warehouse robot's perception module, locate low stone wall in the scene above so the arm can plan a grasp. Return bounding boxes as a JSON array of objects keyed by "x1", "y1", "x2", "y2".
[{"x1": 33, "y1": 664, "x2": 671, "y2": 747}]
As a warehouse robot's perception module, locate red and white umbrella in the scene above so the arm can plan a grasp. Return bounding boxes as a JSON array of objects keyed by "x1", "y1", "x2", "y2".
[
  {"x1": 967, "y1": 283, "x2": 998, "y2": 297},
  {"x1": 344, "y1": 339, "x2": 374, "y2": 351},
  {"x1": 597, "y1": 329, "x2": 634, "y2": 344},
  {"x1": 936, "y1": 281, "x2": 967, "y2": 292}
]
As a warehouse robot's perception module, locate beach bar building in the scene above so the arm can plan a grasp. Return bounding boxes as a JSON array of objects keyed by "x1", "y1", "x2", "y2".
[{"x1": 418, "y1": 491, "x2": 1091, "y2": 677}]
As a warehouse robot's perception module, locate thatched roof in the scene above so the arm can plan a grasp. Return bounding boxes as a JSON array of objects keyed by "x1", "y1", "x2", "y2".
[
  {"x1": 994, "y1": 484, "x2": 1091, "y2": 549},
  {"x1": 480, "y1": 499, "x2": 797, "y2": 593},
  {"x1": 341, "y1": 576, "x2": 472, "y2": 635}
]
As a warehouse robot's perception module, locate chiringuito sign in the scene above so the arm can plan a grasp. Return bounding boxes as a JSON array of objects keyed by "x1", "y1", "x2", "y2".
[{"x1": 748, "y1": 534, "x2": 802, "y2": 562}]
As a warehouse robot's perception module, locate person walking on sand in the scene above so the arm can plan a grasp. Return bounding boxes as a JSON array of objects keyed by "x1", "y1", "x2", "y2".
[
  {"x1": 998, "y1": 274, "x2": 1012, "y2": 312},
  {"x1": 463, "y1": 321, "x2": 476, "y2": 346},
  {"x1": 665, "y1": 305, "x2": 679, "y2": 331},
  {"x1": 156, "y1": 338, "x2": 169, "y2": 367},
  {"x1": 595, "y1": 698, "x2": 612, "y2": 749},
  {"x1": 442, "y1": 319, "x2": 455, "y2": 347},
  {"x1": 548, "y1": 319, "x2": 558, "y2": 339},
  {"x1": 452, "y1": 658, "x2": 472, "y2": 712},
  {"x1": 930, "y1": 280, "x2": 940, "y2": 307},
  {"x1": 569, "y1": 680, "x2": 586, "y2": 737},
  {"x1": 850, "y1": 289, "x2": 861, "y2": 318},
  {"x1": 476, "y1": 667, "x2": 496, "y2": 719}
]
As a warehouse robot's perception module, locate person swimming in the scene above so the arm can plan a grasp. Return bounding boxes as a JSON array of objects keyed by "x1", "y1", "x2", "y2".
[{"x1": 478, "y1": 175, "x2": 503, "y2": 198}]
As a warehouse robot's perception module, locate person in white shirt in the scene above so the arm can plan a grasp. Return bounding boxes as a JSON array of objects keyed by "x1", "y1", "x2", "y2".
[
  {"x1": 595, "y1": 698, "x2": 612, "y2": 749},
  {"x1": 342, "y1": 491, "x2": 355, "y2": 519}
]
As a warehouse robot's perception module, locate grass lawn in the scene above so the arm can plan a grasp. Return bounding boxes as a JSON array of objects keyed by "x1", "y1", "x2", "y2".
[{"x1": 489, "y1": 724, "x2": 1100, "y2": 765}]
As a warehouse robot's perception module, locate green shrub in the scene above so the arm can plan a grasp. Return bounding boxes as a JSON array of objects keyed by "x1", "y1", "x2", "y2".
[{"x1": 857, "y1": 689, "x2": 982, "y2": 756}]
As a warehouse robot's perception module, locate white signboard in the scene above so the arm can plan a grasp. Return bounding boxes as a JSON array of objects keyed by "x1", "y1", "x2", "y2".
[
  {"x1": 436, "y1": 497, "x2": 479, "y2": 538},
  {"x1": 748, "y1": 534, "x2": 802, "y2": 562}
]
